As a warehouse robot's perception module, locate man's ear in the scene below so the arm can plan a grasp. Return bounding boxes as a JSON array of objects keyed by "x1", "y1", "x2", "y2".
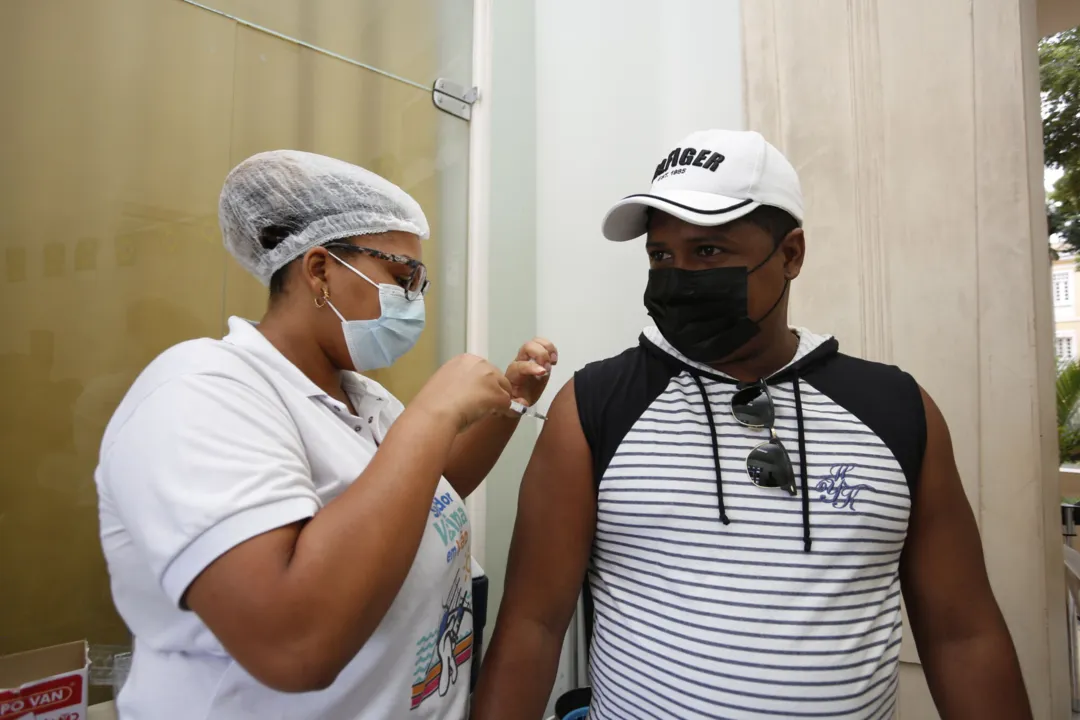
[{"x1": 781, "y1": 228, "x2": 806, "y2": 280}]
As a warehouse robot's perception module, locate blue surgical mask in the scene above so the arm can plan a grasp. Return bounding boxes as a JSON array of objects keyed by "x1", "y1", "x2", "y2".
[{"x1": 324, "y1": 252, "x2": 426, "y2": 371}]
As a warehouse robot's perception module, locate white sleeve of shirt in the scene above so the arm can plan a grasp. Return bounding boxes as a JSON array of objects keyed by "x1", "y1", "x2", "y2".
[
  {"x1": 384, "y1": 392, "x2": 406, "y2": 423},
  {"x1": 100, "y1": 372, "x2": 319, "y2": 607}
]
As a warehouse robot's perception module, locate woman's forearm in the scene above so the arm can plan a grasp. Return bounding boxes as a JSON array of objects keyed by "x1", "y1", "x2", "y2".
[
  {"x1": 185, "y1": 402, "x2": 464, "y2": 692},
  {"x1": 442, "y1": 413, "x2": 521, "y2": 497},
  {"x1": 281, "y1": 406, "x2": 462, "y2": 681}
]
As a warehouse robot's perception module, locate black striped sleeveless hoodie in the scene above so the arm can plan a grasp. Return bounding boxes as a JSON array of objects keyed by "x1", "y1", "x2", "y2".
[{"x1": 574, "y1": 326, "x2": 925, "y2": 719}]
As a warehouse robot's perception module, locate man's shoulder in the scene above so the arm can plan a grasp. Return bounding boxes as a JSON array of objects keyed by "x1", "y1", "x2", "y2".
[
  {"x1": 573, "y1": 339, "x2": 682, "y2": 485},
  {"x1": 576, "y1": 342, "x2": 647, "y2": 378},
  {"x1": 575, "y1": 337, "x2": 680, "y2": 393},
  {"x1": 812, "y1": 350, "x2": 916, "y2": 380},
  {"x1": 804, "y1": 351, "x2": 923, "y2": 414},
  {"x1": 803, "y1": 351, "x2": 927, "y2": 489}
]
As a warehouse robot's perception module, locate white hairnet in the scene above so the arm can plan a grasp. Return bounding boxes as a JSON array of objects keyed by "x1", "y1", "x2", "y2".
[{"x1": 219, "y1": 150, "x2": 430, "y2": 285}]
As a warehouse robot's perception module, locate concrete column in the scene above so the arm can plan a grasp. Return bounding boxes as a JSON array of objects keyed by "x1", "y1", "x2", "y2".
[{"x1": 742, "y1": 0, "x2": 1068, "y2": 716}]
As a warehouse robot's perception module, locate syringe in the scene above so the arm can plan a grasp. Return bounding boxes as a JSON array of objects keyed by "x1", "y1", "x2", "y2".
[{"x1": 509, "y1": 400, "x2": 548, "y2": 420}]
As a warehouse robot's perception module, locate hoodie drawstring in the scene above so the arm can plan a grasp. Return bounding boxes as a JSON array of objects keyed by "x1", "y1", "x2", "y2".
[
  {"x1": 691, "y1": 372, "x2": 730, "y2": 525},
  {"x1": 793, "y1": 374, "x2": 811, "y2": 552},
  {"x1": 690, "y1": 370, "x2": 812, "y2": 552}
]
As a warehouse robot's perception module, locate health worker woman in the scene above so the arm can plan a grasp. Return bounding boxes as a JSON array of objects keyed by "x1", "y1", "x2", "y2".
[{"x1": 94, "y1": 150, "x2": 557, "y2": 719}]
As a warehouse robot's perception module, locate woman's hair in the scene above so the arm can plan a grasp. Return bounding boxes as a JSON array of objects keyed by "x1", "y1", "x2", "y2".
[{"x1": 259, "y1": 219, "x2": 303, "y2": 296}]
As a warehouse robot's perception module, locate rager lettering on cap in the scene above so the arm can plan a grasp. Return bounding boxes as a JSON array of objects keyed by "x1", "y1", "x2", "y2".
[{"x1": 653, "y1": 146, "x2": 725, "y2": 181}]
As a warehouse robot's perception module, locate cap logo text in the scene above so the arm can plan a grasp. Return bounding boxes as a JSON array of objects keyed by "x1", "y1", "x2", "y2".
[{"x1": 653, "y1": 147, "x2": 725, "y2": 181}]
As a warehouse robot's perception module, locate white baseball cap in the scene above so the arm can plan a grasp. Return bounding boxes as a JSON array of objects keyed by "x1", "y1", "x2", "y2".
[{"x1": 601, "y1": 129, "x2": 804, "y2": 242}]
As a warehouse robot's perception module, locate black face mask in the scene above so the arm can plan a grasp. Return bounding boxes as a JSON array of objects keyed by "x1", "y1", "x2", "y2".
[{"x1": 643, "y1": 248, "x2": 787, "y2": 364}]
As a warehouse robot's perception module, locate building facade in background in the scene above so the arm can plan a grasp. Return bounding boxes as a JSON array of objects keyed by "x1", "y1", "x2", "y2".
[{"x1": 1054, "y1": 251, "x2": 1080, "y2": 361}]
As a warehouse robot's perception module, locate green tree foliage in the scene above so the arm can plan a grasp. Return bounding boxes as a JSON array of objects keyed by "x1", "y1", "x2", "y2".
[
  {"x1": 1042, "y1": 29, "x2": 1080, "y2": 251},
  {"x1": 1059, "y1": 360, "x2": 1080, "y2": 464}
]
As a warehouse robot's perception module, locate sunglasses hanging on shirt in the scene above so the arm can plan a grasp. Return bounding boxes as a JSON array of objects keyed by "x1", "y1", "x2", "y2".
[{"x1": 731, "y1": 380, "x2": 797, "y2": 496}]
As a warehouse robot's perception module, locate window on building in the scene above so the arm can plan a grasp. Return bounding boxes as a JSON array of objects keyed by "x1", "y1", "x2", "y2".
[
  {"x1": 1054, "y1": 270, "x2": 1073, "y2": 306},
  {"x1": 1057, "y1": 334, "x2": 1076, "y2": 362}
]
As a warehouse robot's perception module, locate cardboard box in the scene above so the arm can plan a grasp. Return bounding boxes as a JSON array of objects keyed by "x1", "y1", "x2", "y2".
[{"x1": 0, "y1": 641, "x2": 89, "y2": 720}]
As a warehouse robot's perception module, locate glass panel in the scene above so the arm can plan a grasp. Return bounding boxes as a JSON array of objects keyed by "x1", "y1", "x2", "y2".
[
  {"x1": 0, "y1": 0, "x2": 237, "y2": 671},
  {"x1": 190, "y1": 0, "x2": 474, "y2": 90},
  {"x1": 224, "y1": 24, "x2": 470, "y2": 402},
  {"x1": 0, "y1": 0, "x2": 471, "y2": 699}
]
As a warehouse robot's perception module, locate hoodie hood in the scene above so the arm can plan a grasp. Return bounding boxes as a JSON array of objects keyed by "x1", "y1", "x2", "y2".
[
  {"x1": 641, "y1": 324, "x2": 839, "y2": 382},
  {"x1": 640, "y1": 324, "x2": 840, "y2": 552}
]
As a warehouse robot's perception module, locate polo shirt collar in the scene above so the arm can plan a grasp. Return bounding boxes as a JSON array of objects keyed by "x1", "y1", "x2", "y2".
[{"x1": 223, "y1": 317, "x2": 387, "y2": 403}]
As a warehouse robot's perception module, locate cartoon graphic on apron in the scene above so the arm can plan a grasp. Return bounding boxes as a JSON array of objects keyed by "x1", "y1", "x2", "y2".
[{"x1": 410, "y1": 569, "x2": 473, "y2": 710}]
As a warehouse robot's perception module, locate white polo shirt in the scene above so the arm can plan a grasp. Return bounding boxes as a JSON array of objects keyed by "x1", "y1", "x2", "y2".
[{"x1": 96, "y1": 318, "x2": 473, "y2": 720}]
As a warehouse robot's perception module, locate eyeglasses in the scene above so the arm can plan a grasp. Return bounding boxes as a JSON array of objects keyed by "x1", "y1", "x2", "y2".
[
  {"x1": 731, "y1": 380, "x2": 797, "y2": 496},
  {"x1": 323, "y1": 242, "x2": 429, "y2": 301}
]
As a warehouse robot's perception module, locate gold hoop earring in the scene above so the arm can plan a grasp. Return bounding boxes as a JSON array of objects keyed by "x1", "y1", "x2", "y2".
[{"x1": 314, "y1": 287, "x2": 330, "y2": 308}]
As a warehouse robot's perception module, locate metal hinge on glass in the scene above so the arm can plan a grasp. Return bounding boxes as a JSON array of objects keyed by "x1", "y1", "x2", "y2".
[{"x1": 432, "y1": 79, "x2": 479, "y2": 121}]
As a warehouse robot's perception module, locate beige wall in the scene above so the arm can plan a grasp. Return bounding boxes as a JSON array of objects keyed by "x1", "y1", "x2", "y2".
[
  {"x1": 743, "y1": 0, "x2": 1067, "y2": 717},
  {"x1": 1060, "y1": 468, "x2": 1080, "y2": 498},
  {"x1": 1039, "y1": 0, "x2": 1080, "y2": 36}
]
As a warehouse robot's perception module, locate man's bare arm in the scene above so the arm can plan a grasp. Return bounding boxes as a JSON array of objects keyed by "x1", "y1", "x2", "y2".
[
  {"x1": 472, "y1": 379, "x2": 596, "y2": 719},
  {"x1": 900, "y1": 387, "x2": 1031, "y2": 718}
]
